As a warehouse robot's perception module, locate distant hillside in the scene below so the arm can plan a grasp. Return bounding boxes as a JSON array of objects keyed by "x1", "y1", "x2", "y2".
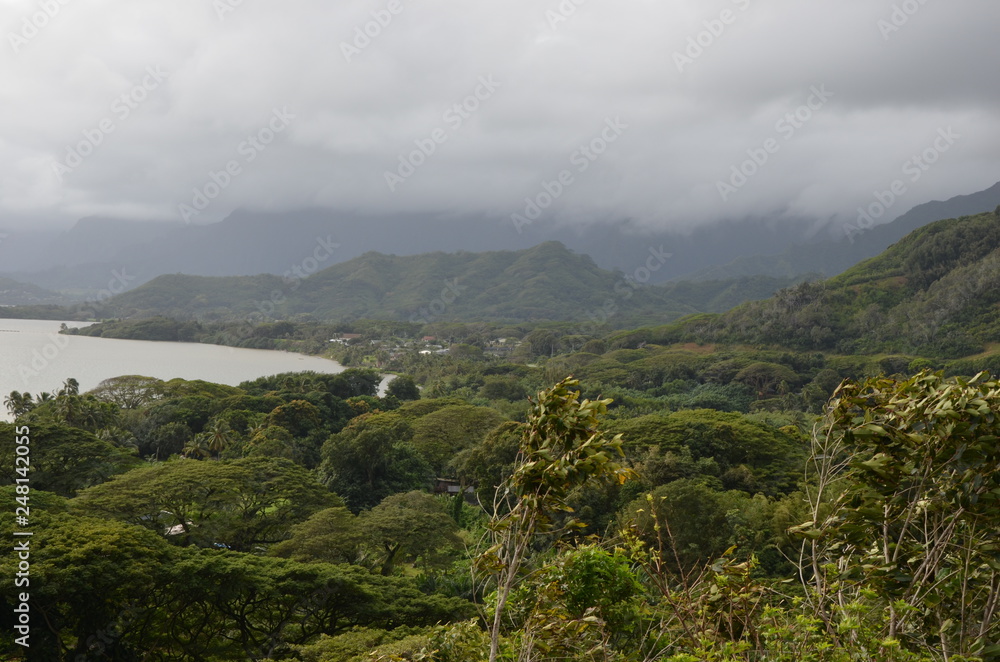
[
  {"x1": 0, "y1": 277, "x2": 65, "y2": 306},
  {"x1": 659, "y1": 273, "x2": 818, "y2": 313},
  {"x1": 99, "y1": 242, "x2": 804, "y2": 325},
  {"x1": 0, "y1": 207, "x2": 851, "y2": 295},
  {"x1": 688, "y1": 181, "x2": 1000, "y2": 281},
  {"x1": 683, "y1": 210, "x2": 1000, "y2": 358}
]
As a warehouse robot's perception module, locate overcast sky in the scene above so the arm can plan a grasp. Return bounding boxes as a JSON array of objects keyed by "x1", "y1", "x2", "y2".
[{"x1": 2, "y1": 0, "x2": 998, "y2": 232}]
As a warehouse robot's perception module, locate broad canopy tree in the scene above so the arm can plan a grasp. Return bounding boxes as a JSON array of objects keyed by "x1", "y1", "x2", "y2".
[
  {"x1": 319, "y1": 413, "x2": 431, "y2": 512},
  {"x1": 71, "y1": 456, "x2": 335, "y2": 550},
  {"x1": 361, "y1": 490, "x2": 462, "y2": 576},
  {"x1": 0, "y1": 509, "x2": 471, "y2": 661},
  {"x1": 0, "y1": 422, "x2": 139, "y2": 497}
]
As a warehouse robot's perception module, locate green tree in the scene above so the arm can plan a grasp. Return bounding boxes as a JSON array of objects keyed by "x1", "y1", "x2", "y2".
[
  {"x1": 3, "y1": 391, "x2": 34, "y2": 418},
  {"x1": 142, "y1": 420, "x2": 193, "y2": 459},
  {"x1": 72, "y1": 456, "x2": 335, "y2": 550},
  {"x1": 477, "y1": 378, "x2": 633, "y2": 662},
  {"x1": 134, "y1": 551, "x2": 473, "y2": 660},
  {"x1": 319, "y1": 413, "x2": 431, "y2": 511},
  {"x1": 386, "y1": 375, "x2": 421, "y2": 401},
  {"x1": 733, "y1": 361, "x2": 800, "y2": 398},
  {"x1": 797, "y1": 371, "x2": 1000, "y2": 659},
  {"x1": 268, "y1": 399, "x2": 323, "y2": 437},
  {"x1": 361, "y1": 491, "x2": 462, "y2": 576},
  {"x1": 244, "y1": 423, "x2": 323, "y2": 466},
  {"x1": 410, "y1": 405, "x2": 506, "y2": 475},
  {"x1": 0, "y1": 422, "x2": 138, "y2": 497},
  {"x1": 611, "y1": 409, "x2": 804, "y2": 495},
  {"x1": 477, "y1": 375, "x2": 529, "y2": 402},
  {"x1": 452, "y1": 420, "x2": 522, "y2": 511},
  {"x1": 622, "y1": 479, "x2": 763, "y2": 573},
  {"x1": 49, "y1": 393, "x2": 119, "y2": 432},
  {"x1": 182, "y1": 434, "x2": 211, "y2": 459},
  {"x1": 0, "y1": 511, "x2": 174, "y2": 661},
  {"x1": 293, "y1": 627, "x2": 431, "y2": 662},
  {"x1": 59, "y1": 377, "x2": 80, "y2": 397},
  {"x1": 202, "y1": 417, "x2": 235, "y2": 458},
  {"x1": 509, "y1": 545, "x2": 643, "y2": 658},
  {"x1": 269, "y1": 504, "x2": 364, "y2": 564},
  {"x1": 88, "y1": 374, "x2": 166, "y2": 409}
]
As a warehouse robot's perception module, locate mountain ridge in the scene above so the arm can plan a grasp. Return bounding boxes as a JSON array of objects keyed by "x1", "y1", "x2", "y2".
[
  {"x1": 93, "y1": 241, "x2": 804, "y2": 326},
  {"x1": 679, "y1": 209, "x2": 1000, "y2": 359}
]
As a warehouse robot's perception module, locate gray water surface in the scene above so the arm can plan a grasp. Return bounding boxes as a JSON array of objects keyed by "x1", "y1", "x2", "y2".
[{"x1": 0, "y1": 319, "x2": 350, "y2": 419}]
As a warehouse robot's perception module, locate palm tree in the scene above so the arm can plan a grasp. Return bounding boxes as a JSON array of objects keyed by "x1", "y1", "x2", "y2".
[
  {"x1": 56, "y1": 394, "x2": 81, "y2": 424},
  {"x1": 182, "y1": 435, "x2": 210, "y2": 460},
  {"x1": 4, "y1": 391, "x2": 33, "y2": 417},
  {"x1": 204, "y1": 419, "x2": 234, "y2": 458},
  {"x1": 98, "y1": 427, "x2": 138, "y2": 451},
  {"x1": 60, "y1": 378, "x2": 80, "y2": 397},
  {"x1": 77, "y1": 397, "x2": 106, "y2": 431}
]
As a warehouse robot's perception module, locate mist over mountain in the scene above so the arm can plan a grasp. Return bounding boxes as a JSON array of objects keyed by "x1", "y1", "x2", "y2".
[
  {"x1": 0, "y1": 209, "x2": 816, "y2": 296},
  {"x1": 4, "y1": 181, "x2": 998, "y2": 300},
  {"x1": 688, "y1": 181, "x2": 1000, "y2": 280}
]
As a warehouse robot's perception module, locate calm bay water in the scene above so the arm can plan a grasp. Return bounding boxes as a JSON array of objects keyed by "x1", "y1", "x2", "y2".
[{"x1": 0, "y1": 319, "x2": 353, "y2": 420}]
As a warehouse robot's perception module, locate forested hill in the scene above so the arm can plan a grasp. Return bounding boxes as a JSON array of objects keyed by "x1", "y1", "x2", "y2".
[
  {"x1": 97, "y1": 241, "x2": 804, "y2": 325},
  {"x1": 683, "y1": 210, "x2": 1000, "y2": 358}
]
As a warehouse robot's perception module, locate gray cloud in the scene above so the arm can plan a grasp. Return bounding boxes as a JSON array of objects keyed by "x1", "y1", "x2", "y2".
[{"x1": 1, "y1": 0, "x2": 998, "y2": 231}]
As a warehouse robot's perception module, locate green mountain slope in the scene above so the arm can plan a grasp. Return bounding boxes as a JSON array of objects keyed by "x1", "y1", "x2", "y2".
[
  {"x1": 685, "y1": 210, "x2": 1000, "y2": 357},
  {"x1": 105, "y1": 242, "x2": 690, "y2": 324},
  {"x1": 101, "y1": 242, "x2": 805, "y2": 326}
]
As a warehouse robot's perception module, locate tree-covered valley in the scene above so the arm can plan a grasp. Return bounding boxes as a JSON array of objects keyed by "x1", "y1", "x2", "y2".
[{"x1": 4, "y1": 210, "x2": 1000, "y2": 660}]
